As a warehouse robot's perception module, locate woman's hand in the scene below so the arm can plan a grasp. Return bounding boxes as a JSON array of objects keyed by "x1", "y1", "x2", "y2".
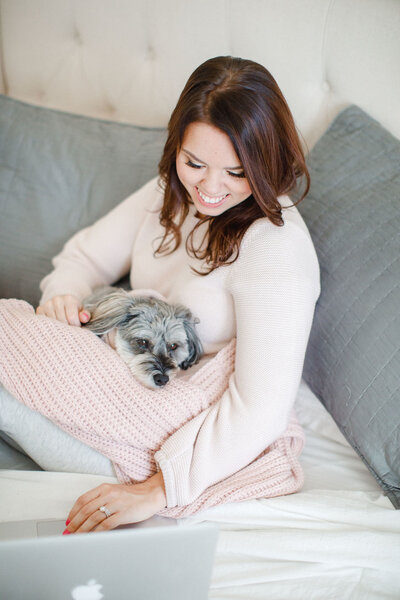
[
  {"x1": 64, "y1": 472, "x2": 167, "y2": 534},
  {"x1": 36, "y1": 294, "x2": 90, "y2": 327}
]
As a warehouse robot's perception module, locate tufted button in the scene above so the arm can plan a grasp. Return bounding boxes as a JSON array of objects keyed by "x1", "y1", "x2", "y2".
[
  {"x1": 73, "y1": 28, "x2": 82, "y2": 45},
  {"x1": 104, "y1": 100, "x2": 116, "y2": 115},
  {"x1": 321, "y1": 81, "x2": 330, "y2": 93},
  {"x1": 146, "y1": 45, "x2": 156, "y2": 60}
]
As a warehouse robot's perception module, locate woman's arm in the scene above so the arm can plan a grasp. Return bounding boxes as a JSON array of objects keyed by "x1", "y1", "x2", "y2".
[
  {"x1": 155, "y1": 216, "x2": 321, "y2": 507},
  {"x1": 39, "y1": 177, "x2": 162, "y2": 305}
]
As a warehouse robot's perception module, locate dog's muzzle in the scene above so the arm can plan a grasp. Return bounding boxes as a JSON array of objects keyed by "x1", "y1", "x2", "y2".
[{"x1": 150, "y1": 353, "x2": 176, "y2": 387}]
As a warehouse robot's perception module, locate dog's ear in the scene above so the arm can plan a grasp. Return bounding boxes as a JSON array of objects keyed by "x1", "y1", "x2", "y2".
[
  {"x1": 175, "y1": 307, "x2": 203, "y2": 370},
  {"x1": 83, "y1": 288, "x2": 139, "y2": 335}
]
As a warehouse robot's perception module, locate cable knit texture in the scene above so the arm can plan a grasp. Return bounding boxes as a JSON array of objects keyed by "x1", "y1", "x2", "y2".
[{"x1": 0, "y1": 299, "x2": 304, "y2": 518}]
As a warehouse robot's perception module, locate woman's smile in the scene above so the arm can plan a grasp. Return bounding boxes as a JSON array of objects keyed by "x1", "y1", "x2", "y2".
[{"x1": 195, "y1": 187, "x2": 230, "y2": 207}]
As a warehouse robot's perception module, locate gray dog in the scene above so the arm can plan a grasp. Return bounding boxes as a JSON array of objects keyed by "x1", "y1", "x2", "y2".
[{"x1": 81, "y1": 286, "x2": 203, "y2": 389}]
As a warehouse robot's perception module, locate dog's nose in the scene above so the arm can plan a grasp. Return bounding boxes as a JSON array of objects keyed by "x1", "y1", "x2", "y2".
[{"x1": 153, "y1": 373, "x2": 169, "y2": 387}]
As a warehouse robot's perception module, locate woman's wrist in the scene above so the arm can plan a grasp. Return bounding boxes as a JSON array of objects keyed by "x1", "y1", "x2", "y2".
[{"x1": 147, "y1": 470, "x2": 167, "y2": 510}]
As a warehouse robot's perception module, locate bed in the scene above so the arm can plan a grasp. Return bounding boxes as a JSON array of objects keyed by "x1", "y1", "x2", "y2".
[
  {"x1": 1, "y1": 1, "x2": 399, "y2": 598},
  {"x1": 2, "y1": 379, "x2": 400, "y2": 598}
]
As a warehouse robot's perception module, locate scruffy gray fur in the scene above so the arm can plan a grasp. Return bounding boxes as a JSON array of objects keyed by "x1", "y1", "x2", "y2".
[{"x1": 82, "y1": 286, "x2": 203, "y2": 389}]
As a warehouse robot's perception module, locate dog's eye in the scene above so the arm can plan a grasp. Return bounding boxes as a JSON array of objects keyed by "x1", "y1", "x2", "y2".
[
  {"x1": 137, "y1": 339, "x2": 149, "y2": 350},
  {"x1": 167, "y1": 343, "x2": 178, "y2": 352}
]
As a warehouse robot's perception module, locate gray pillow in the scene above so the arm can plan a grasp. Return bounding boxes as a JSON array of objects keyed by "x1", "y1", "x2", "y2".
[
  {"x1": 0, "y1": 95, "x2": 167, "y2": 306},
  {"x1": 295, "y1": 105, "x2": 400, "y2": 508}
]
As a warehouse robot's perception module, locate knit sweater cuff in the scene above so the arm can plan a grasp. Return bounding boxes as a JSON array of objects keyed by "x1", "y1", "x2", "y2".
[{"x1": 154, "y1": 448, "x2": 191, "y2": 508}]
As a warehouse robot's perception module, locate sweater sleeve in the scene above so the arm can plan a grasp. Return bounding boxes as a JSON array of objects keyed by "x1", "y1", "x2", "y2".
[
  {"x1": 154, "y1": 216, "x2": 321, "y2": 507},
  {"x1": 39, "y1": 177, "x2": 162, "y2": 305}
]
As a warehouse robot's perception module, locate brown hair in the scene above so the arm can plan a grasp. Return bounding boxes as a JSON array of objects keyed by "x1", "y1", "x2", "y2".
[{"x1": 157, "y1": 55, "x2": 309, "y2": 274}]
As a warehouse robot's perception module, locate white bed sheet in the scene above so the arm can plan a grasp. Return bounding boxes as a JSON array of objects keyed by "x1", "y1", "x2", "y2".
[{"x1": 1, "y1": 379, "x2": 399, "y2": 599}]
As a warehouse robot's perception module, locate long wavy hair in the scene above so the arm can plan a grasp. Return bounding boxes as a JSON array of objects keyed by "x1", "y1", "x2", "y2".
[{"x1": 157, "y1": 55, "x2": 309, "y2": 275}]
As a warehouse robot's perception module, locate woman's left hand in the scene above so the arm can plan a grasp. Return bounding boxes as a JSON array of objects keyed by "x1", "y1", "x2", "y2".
[{"x1": 64, "y1": 471, "x2": 167, "y2": 534}]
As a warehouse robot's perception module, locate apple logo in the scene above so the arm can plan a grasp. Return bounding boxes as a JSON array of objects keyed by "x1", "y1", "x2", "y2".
[{"x1": 71, "y1": 579, "x2": 104, "y2": 600}]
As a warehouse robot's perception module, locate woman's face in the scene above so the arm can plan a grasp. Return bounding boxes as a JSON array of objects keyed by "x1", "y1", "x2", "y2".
[{"x1": 176, "y1": 122, "x2": 252, "y2": 216}]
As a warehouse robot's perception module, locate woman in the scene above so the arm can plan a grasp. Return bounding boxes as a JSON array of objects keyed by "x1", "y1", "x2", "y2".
[{"x1": 13, "y1": 56, "x2": 321, "y2": 532}]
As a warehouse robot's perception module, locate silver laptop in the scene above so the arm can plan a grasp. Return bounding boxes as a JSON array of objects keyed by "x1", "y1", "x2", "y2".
[{"x1": 0, "y1": 516, "x2": 218, "y2": 599}]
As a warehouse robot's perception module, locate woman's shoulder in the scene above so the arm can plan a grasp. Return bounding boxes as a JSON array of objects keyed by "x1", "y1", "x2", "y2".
[
  {"x1": 227, "y1": 198, "x2": 320, "y2": 298},
  {"x1": 231, "y1": 196, "x2": 320, "y2": 284},
  {"x1": 241, "y1": 196, "x2": 314, "y2": 251}
]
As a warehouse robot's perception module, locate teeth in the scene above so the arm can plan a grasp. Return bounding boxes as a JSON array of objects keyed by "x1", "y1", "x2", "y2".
[{"x1": 197, "y1": 188, "x2": 227, "y2": 204}]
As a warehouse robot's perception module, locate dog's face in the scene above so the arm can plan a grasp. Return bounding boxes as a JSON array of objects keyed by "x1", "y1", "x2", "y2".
[
  {"x1": 115, "y1": 300, "x2": 202, "y2": 388},
  {"x1": 82, "y1": 288, "x2": 203, "y2": 389}
]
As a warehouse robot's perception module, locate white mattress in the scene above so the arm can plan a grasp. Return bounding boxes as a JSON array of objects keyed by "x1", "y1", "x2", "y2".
[{"x1": 1, "y1": 379, "x2": 399, "y2": 599}]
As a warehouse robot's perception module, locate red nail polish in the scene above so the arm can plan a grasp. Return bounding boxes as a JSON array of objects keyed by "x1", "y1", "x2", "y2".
[
  {"x1": 65, "y1": 519, "x2": 71, "y2": 526},
  {"x1": 63, "y1": 529, "x2": 70, "y2": 535}
]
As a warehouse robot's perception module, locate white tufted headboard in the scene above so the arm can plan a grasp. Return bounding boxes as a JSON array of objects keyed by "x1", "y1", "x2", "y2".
[{"x1": 0, "y1": 0, "x2": 399, "y2": 151}]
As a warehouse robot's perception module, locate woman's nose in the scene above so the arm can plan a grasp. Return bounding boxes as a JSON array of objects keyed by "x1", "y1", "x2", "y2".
[{"x1": 201, "y1": 170, "x2": 224, "y2": 195}]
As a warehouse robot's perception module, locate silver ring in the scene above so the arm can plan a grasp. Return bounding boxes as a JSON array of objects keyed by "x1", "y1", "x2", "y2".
[{"x1": 99, "y1": 505, "x2": 111, "y2": 518}]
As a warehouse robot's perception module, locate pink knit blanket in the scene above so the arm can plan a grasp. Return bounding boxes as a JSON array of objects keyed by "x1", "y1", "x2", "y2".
[{"x1": 0, "y1": 299, "x2": 304, "y2": 518}]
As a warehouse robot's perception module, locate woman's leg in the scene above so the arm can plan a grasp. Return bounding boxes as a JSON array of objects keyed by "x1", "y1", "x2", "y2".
[{"x1": 0, "y1": 384, "x2": 115, "y2": 477}]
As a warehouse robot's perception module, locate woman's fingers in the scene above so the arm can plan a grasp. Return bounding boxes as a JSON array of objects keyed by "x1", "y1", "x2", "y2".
[
  {"x1": 79, "y1": 309, "x2": 91, "y2": 324},
  {"x1": 65, "y1": 299, "x2": 84, "y2": 326},
  {"x1": 52, "y1": 296, "x2": 70, "y2": 324},
  {"x1": 65, "y1": 481, "x2": 162, "y2": 534},
  {"x1": 67, "y1": 483, "x2": 122, "y2": 531},
  {"x1": 36, "y1": 303, "x2": 56, "y2": 320},
  {"x1": 93, "y1": 513, "x2": 121, "y2": 532},
  {"x1": 70, "y1": 498, "x2": 114, "y2": 533},
  {"x1": 36, "y1": 294, "x2": 84, "y2": 326},
  {"x1": 67, "y1": 483, "x2": 106, "y2": 524}
]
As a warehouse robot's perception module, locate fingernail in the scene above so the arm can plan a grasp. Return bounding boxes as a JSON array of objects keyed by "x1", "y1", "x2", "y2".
[
  {"x1": 81, "y1": 312, "x2": 89, "y2": 321},
  {"x1": 63, "y1": 529, "x2": 70, "y2": 535},
  {"x1": 65, "y1": 519, "x2": 71, "y2": 526}
]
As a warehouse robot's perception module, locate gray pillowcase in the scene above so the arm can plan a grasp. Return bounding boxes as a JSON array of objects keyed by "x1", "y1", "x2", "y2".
[
  {"x1": 295, "y1": 105, "x2": 400, "y2": 508},
  {"x1": 0, "y1": 95, "x2": 167, "y2": 306}
]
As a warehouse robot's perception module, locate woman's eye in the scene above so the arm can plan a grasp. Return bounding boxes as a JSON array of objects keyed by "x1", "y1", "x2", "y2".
[
  {"x1": 228, "y1": 171, "x2": 246, "y2": 178},
  {"x1": 167, "y1": 343, "x2": 178, "y2": 351},
  {"x1": 185, "y1": 159, "x2": 202, "y2": 169}
]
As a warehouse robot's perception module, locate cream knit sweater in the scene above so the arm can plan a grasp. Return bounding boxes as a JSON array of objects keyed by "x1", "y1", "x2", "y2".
[{"x1": 38, "y1": 176, "x2": 321, "y2": 507}]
